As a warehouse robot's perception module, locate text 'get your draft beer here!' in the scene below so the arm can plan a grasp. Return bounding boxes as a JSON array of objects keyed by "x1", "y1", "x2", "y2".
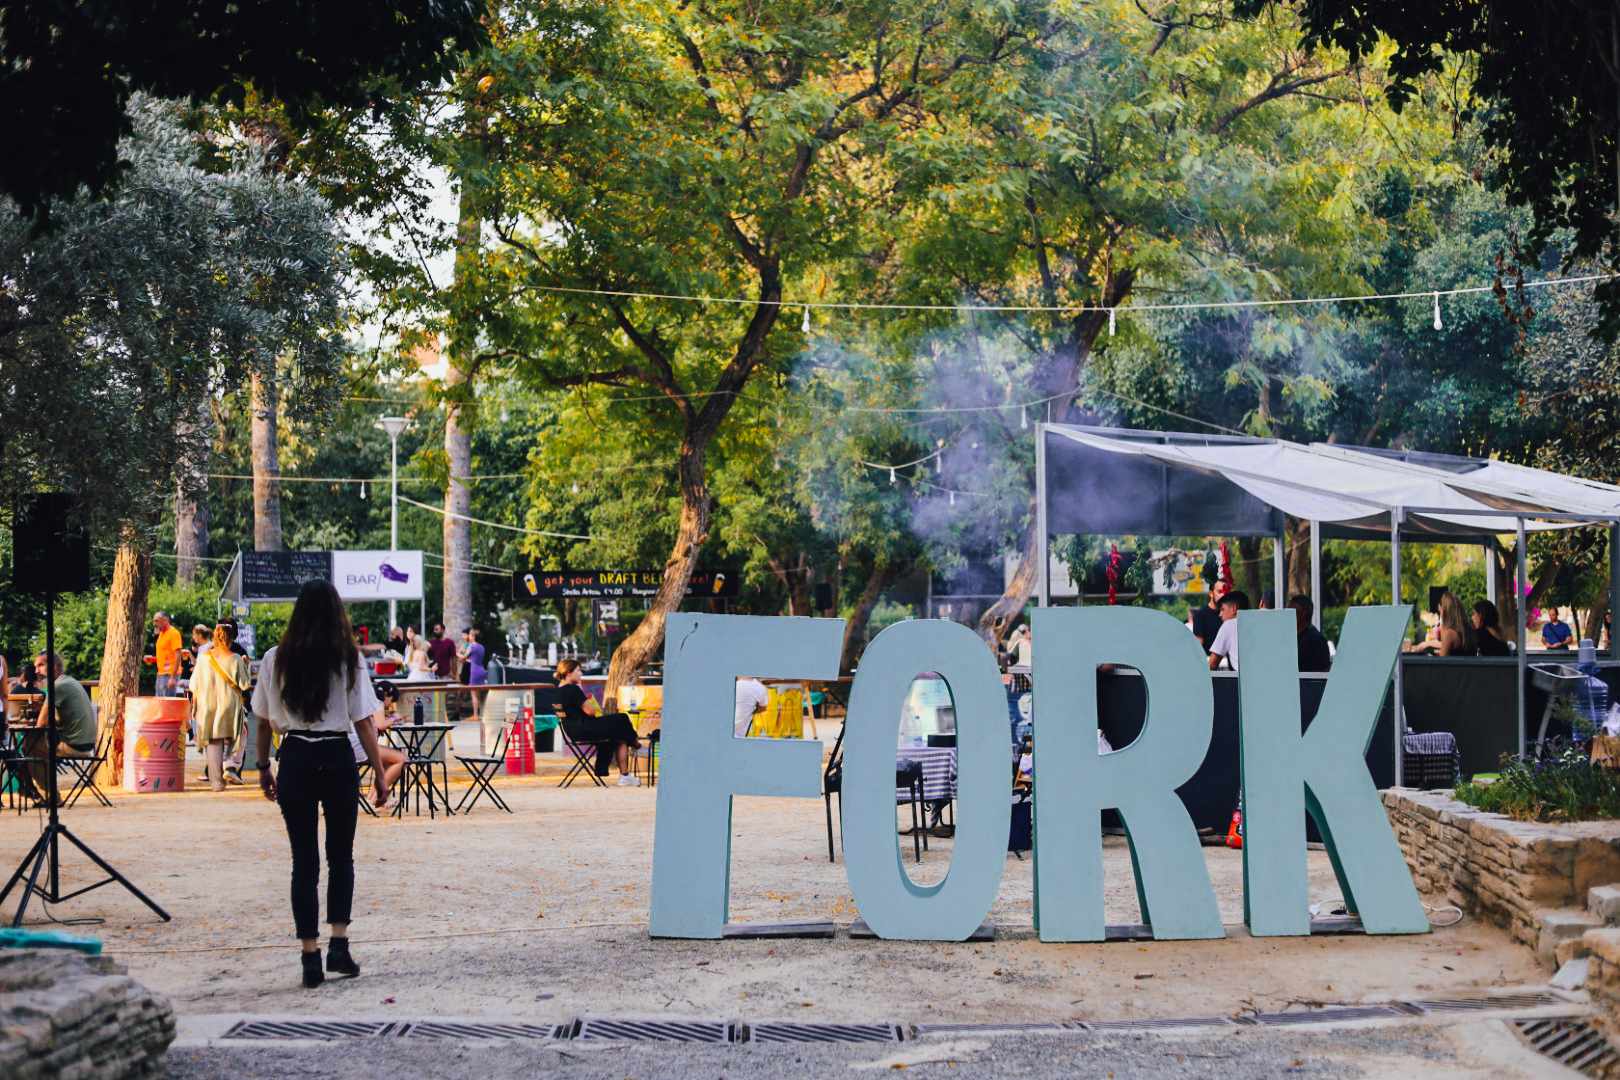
[{"x1": 648, "y1": 608, "x2": 1427, "y2": 942}]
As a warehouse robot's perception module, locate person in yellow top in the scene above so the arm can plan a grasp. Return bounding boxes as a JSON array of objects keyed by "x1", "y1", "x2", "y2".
[
  {"x1": 190, "y1": 624, "x2": 251, "y2": 792},
  {"x1": 150, "y1": 612, "x2": 183, "y2": 697}
]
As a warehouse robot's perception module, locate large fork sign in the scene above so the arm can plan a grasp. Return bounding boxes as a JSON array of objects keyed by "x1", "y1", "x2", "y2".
[{"x1": 649, "y1": 608, "x2": 1427, "y2": 942}]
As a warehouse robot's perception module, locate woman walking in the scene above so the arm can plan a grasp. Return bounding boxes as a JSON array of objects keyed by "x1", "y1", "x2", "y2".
[
  {"x1": 190, "y1": 623, "x2": 250, "y2": 791},
  {"x1": 253, "y1": 580, "x2": 389, "y2": 988}
]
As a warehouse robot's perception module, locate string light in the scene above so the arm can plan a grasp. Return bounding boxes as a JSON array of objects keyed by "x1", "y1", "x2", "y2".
[
  {"x1": 1108, "y1": 307, "x2": 1116, "y2": 336},
  {"x1": 521, "y1": 271, "x2": 1612, "y2": 317},
  {"x1": 801, "y1": 304, "x2": 811, "y2": 333},
  {"x1": 360, "y1": 482, "x2": 367, "y2": 500},
  {"x1": 1432, "y1": 291, "x2": 1443, "y2": 331},
  {"x1": 1020, "y1": 405, "x2": 1028, "y2": 430}
]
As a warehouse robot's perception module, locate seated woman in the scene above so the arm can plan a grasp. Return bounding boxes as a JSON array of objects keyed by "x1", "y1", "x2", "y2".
[
  {"x1": 1406, "y1": 591, "x2": 1472, "y2": 656},
  {"x1": 349, "y1": 686, "x2": 406, "y2": 799},
  {"x1": 1472, "y1": 599, "x2": 1512, "y2": 656},
  {"x1": 554, "y1": 657, "x2": 641, "y2": 786}
]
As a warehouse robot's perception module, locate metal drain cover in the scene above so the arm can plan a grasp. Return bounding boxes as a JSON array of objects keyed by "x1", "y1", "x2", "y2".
[
  {"x1": 1515, "y1": 1017, "x2": 1620, "y2": 1075},
  {"x1": 574, "y1": 1018, "x2": 737, "y2": 1043},
  {"x1": 1412, "y1": 992, "x2": 1562, "y2": 1013},
  {"x1": 403, "y1": 1021, "x2": 563, "y2": 1040},
  {"x1": 223, "y1": 1020, "x2": 396, "y2": 1040},
  {"x1": 746, "y1": 1022, "x2": 904, "y2": 1044},
  {"x1": 1246, "y1": 1006, "x2": 1405, "y2": 1026},
  {"x1": 1085, "y1": 1017, "x2": 1235, "y2": 1031}
]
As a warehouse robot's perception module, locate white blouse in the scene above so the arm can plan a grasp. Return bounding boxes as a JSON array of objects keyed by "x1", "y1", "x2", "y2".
[{"x1": 251, "y1": 646, "x2": 380, "y2": 734}]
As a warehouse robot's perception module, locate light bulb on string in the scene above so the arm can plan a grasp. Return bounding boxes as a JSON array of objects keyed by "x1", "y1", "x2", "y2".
[
  {"x1": 889, "y1": 467, "x2": 896, "y2": 485},
  {"x1": 1021, "y1": 405, "x2": 1028, "y2": 430},
  {"x1": 801, "y1": 304, "x2": 811, "y2": 333},
  {"x1": 1432, "y1": 291, "x2": 1443, "y2": 331},
  {"x1": 949, "y1": 490, "x2": 956, "y2": 506},
  {"x1": 1108, "y1": 308, "x2": 1116, "y2": 337},
  {"x1": 360, "y1": 481, "x2": 367, "y2": 500},
  {"x1": 571, "y1": 481, "x2": 580, "y2": 495}
]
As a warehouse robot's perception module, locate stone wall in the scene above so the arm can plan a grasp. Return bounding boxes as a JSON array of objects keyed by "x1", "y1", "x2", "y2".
[
  {"x1": 0, "y1": 948, "x2": 174, "y2": 1079},
  {"x1": 1383, "y1": 788, "x2": 1620, "y2": 951}
]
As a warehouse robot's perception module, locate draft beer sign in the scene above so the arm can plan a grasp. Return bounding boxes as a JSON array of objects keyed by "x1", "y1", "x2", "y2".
[{"x1": 649, "y1": 608, "x2": 1427, "y2": 942}]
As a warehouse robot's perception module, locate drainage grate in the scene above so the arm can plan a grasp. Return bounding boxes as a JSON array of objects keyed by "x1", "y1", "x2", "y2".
[
  {"x1": 1084, "y1": 1017, "x2": 1235, "y2": 1031},
  {"x1": 1411, "y1": 992, "x2": 1562, "y2": 1014},
  {"x1": 402, "y1": 1021, "x2": 563, "y2": 1041},
  {"x1": 745, "y1": 1022, "x2": 904, "y2": 1044},
  {"x1": 1246, "y1": 1006, "x2": 1404, "y2": 1026},
  {"x1": 222, "y1": 1020, "x2": 396, "y2": 1041},
  {"x1": 574, "y1": 1018, "x2": 736, "y2": 1043},
  {"x1": 1516, "y1": 1018, "x2": 1620, "y2": 1076}
]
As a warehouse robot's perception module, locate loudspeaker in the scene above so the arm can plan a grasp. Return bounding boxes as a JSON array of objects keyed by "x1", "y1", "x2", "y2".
[
  {"x1": 14, "y1": 493, "x2": 91, "y2": 594},
  {"x1": 813, "y1": 582, "x2": 833, "y2": 613}
]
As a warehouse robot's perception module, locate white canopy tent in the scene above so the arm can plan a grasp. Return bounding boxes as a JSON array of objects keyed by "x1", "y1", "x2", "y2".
[{"x1": 1035, "y1": 424, "x2": 1620, "y2": 774}]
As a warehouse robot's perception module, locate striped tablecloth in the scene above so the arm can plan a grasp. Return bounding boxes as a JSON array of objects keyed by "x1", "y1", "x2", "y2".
[{"x1": 896, "y1": 746, "x2": 957, "y2": 803}]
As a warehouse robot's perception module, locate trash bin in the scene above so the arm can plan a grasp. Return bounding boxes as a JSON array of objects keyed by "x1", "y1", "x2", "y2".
[{"x1": 122, "y1": 696, "x2": 187, "y2": 793}]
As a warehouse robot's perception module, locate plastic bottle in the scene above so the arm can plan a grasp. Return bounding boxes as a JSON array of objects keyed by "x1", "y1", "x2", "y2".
[{"x1": 413, "y1": 695, "x2": 424, "y2": 726}]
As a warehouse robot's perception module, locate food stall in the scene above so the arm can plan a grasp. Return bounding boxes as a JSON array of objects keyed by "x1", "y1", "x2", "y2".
[{"x1": 1033, "y1": 425, "x2": 1620, "y2": 829}]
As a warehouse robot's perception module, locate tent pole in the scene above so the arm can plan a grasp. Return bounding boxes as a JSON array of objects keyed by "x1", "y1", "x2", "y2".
[
  {"x1": 1309, "y1": 519, "x2": 1322, "y2": 630},
  {"x1": 1517, "y1": 518, "x2": 1528, "y2": 757},
  {"x1": 1610, "y1": 524, "x2": 1619, "y2": 660},
  {"x1": 1036, "y1": 424, "x2": 1050, "y2": 609},
  {"x1": 1485, "y1": 539, "x2": 1498, "y2": 606},
  {"x1": 1273, "y1": 525, "x2": 1286, "y2": 608},
  {"x1": 1391, "y1": 508, "x2": 1405, "y2": 782}
]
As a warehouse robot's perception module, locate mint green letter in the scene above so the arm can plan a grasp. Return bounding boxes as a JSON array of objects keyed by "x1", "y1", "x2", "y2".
[
  {"x1": 843, "y1": 620, "x2": 1011, "y2": 940},
  {"x1": 1239, "y1": 606, "x2": 1427, "y2": 935},
  {"x1": 1032, "y1": 607, "x2": 1222, "y2": 942},
  {"x1": 650, "y1": 613, "x2": 844, "y2": 938}
]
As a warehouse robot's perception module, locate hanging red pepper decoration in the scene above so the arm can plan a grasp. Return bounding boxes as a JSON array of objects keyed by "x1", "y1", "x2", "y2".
[
  {"x1": 1107, "y1": 542, "x2": 1122, "y2": 605},
  {"x1": 1218, "y1": 539, "x2": 1235, "y2": 591}
]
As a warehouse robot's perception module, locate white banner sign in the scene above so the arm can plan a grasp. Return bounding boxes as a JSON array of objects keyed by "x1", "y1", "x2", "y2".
[{"x1": 332, "y1": 550, "x2": 424, "y2": 601}]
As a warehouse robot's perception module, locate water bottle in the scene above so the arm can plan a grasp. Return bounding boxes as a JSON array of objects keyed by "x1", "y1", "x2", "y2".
[{"x1": 413, "y1": 695, "x2": 424, "y2": 726}]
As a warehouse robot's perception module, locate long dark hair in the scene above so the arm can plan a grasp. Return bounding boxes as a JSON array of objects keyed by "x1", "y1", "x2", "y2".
[{"x1": 276, "y1": 580, "x2": 358, "y2": 723}]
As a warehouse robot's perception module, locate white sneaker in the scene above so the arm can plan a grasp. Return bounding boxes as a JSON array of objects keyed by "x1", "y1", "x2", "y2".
[{"x1": 617, "y1": 774, "x2": 642, "y2": 787}]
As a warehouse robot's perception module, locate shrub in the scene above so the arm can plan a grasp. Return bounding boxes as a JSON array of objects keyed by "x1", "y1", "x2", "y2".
[
  {"x1": 41, "y1": 577, "x2": 223, "y2": 682},
  {"x1": 1454, "y1": 743, "x2": 1620, "y2": 821}
]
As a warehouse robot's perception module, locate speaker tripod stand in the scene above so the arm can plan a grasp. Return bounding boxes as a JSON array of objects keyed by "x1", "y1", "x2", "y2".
[{"x1": 1, "y1": 580, "x2": 169, "y2": 926}]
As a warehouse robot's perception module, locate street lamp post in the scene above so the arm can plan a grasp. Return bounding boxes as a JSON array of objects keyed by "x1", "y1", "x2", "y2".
[{"x1": 376, "y1": 416, "x2": 411, "y2": 632}]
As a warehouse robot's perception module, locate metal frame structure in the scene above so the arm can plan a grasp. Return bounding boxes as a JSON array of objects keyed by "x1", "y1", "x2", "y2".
[{"x1": 1034, "y1": 423, "x2": 1620, "y2": 779}]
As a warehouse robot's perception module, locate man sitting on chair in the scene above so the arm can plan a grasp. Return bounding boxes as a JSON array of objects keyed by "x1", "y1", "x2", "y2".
[{"x1": 20, "y1": 653, "x2": 96, "y2": 804}]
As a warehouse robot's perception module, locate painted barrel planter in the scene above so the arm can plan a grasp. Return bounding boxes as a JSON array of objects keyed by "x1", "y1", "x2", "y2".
[{"x1": 122, "y1": 696, "x2": 188, "y2": 793}]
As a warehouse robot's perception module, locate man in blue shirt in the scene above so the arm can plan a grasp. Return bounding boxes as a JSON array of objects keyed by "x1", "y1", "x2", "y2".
[{"x1": 1542, "y1": 611, "x2": 1574, "y2": 650}]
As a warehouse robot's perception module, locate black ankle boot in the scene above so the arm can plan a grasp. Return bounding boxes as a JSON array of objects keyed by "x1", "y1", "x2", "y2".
[
  {"x1": 301, "y1": 950, "x2": 324, "y2": 988},
  {"x1": 326, "y1": 937, "x2": 360, "y2": 977}
]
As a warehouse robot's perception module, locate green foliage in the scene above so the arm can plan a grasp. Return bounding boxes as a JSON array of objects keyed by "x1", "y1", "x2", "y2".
[
  {"x1": 42, "y1": 578, "x2": 222, "y2": 684},
  {"x1": 0, "y1": 97, "x2": 351, "y2": 542},
  {"x1": 1454, "y1": 745, "x2": 1620, "y2": 822},
  {"x1": 0, "y1": 1, "x2": 487, "y2": 217}
]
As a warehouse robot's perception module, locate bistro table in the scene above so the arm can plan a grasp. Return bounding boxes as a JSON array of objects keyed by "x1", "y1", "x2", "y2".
[{"x1": 385, "y1": 722, "x2": 456, "y2": 819}]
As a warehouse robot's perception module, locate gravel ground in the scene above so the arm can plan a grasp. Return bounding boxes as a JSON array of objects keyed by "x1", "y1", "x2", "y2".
[
  {"x1": 0, "y1": 730, "x2": 1548, "y2": 1030},
  {"x1": 162, "y1": 1021, "x2": 1558, "y2": 1079}
]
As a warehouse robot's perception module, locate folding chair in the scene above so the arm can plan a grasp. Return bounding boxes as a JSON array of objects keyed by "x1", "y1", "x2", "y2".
[
  {"x1": 559, "y1": 723, "x2": 611, "y2": 788},
  {"x1": 455, "y1": 725, "x2": 512, "y2": 814},
  {"x1": 631, "y1": 732, "x2": 658, "y2": 787},
  {"x1": 60, "y1": 727, "x2": 115, "y2": 809},
  {"x1": 355, "y1": 760, "x2": 379, "y2": 817}
]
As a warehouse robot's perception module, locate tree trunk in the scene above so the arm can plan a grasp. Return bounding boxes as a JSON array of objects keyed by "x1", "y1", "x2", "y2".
[
  {"x1": 604, "y1": 439, "x2": 711, "y2": 708},
  {"x1": 97, "y1": 527, "x2": 153, "y2": 785},
  {"x1": 443, "y1": 389, "x2": 473, "y2": 636},
  {"x1": 978, "y1": 515, "x2": 1040, "y2": 648},
  {"x1": 250, "y1": 372, "x2": 282, "y2": 551},
  {"x1": 1285, "y1": 517, "x2": 1311, "y2": 601},
  {"x1": 976, "y1": 271, "x2": 1132, "y2": 651},
  {"x1": 174, "y1": 398, "x2": 210, "y2": 584},
  {"x1": 1236, "y1": 536, "x2": 1264, "y2": 603},
  {"x1": 841, "y1": 559, "x2": 894, "y2": 673},
  {"x1": 441, "y1": 166, "x2": 481, "y2": 641}
]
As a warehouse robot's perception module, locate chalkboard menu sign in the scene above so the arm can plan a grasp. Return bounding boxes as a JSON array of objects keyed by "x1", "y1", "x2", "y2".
[{"x1": 241, "y1": 551, "x2": 333, "y2": 601}]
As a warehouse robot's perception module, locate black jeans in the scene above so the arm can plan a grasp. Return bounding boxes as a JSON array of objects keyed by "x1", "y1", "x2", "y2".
[{"x1": 276, "y1": 734, "x2": 359, "y2": 940}]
